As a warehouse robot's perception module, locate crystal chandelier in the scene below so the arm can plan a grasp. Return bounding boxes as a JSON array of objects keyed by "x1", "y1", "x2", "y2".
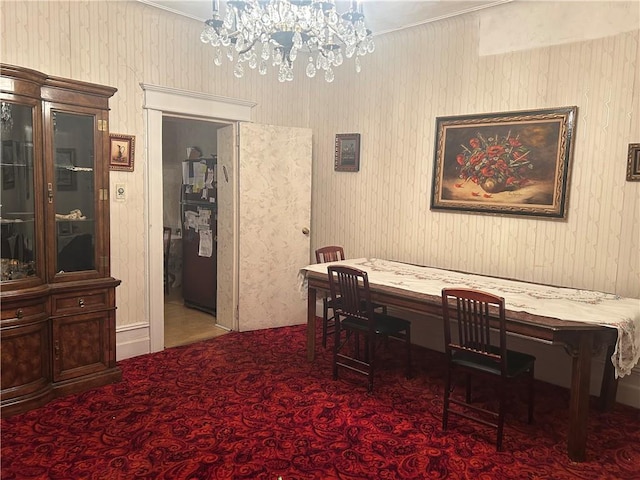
[{"x1": 200, "y1": 0, "x2": 375, "y2": 83}]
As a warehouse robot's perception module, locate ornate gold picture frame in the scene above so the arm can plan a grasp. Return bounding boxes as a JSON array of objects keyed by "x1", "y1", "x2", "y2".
[
  {"x1": 109, "y1": 133, "x2": 135, "y2": 172},
  {"x1": 431, "y1": 107, "x2": 577, "y2": 218}
]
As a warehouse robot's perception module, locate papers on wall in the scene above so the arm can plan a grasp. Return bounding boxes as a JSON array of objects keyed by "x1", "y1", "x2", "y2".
[
  {"x1": 205, "y1": 167, "x2": 214, "y2": 188},
  {"x1": 201, "y1": 167, "x2": 216, "y2": 201},
  {"x1": 192, "y1": 162, "x2": 208, "y2": 192},
  {"x1": 183, "y1": 207, "x2": 213, "y2": 258},
  {"x1": 182, "y1": 162, "x2": 190, "y2": 184},
  {"x1": 182, "y1": 160, "x2": 210, "y2": 193},
  {"x1": 198, "y1": 229, "x2": 213, "y2": 258}
]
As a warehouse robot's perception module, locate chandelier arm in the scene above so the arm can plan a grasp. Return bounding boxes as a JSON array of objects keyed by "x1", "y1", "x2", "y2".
[
  {"x1": 238, "y1": 38, "x2": 260, "y2": 56},
  {"x1": 323, "y1": 24, "x2": 348, "y2": 46}
]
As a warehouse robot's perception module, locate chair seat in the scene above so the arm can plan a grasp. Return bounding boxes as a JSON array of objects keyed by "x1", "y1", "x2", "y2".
[
  {"x1": 342, "y1": 313, "x2": 410, "y2": 336},
  {"x1": 452, "y1": 347, "x2": 535, "y2": 378},
  {"x1": 328, "y1": 296, "x2": 385, "y2": 312},
  {"x1": 323, "y1": 296, "x2": 388, "y2": 349}
]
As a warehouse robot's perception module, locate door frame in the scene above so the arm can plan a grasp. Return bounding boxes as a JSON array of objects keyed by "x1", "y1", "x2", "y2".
[{"x1": 141, "y1": 84, "x2": 255, "y2": 353}]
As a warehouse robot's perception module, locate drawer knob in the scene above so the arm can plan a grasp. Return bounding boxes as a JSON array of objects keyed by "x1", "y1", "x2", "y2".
[
  {"x1": 16, "y1": 309, "x2": 24, "y2": 319},
  {"x1": 78, "y1": 298, "x2": 85, "y2": 307}
]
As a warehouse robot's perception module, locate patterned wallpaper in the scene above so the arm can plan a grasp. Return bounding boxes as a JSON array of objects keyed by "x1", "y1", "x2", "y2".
[
  {"x1": 0, "y1": 0, "x2": 310, "y2": 329},
  {"x1": 309, "y1": 13, "x2": 640, "y2": 299},
  {"x1": 1, "y1": 0, "x2": 638, "y2": 338}
]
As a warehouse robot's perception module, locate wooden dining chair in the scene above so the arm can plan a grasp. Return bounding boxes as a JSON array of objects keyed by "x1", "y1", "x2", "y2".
[
  {"x1": 315, "y1": 246, "x2": 387, "y2": 348},
  {"x1": 328, "y1": 265, "x2": 411, "y2": 393},
  {"x1": 441, "y1": 288, "x2": 536, "y2": 451}
]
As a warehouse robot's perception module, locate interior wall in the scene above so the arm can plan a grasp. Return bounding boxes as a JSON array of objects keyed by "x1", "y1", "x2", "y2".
[
  {"x1": 2, "y1": 0, "x2": 638, "y2": 404},
  {"x1": 306, "y1": 2, "x2": 640, "y2": 405},
  {"x1": 308, "y1": 2, "x2": 639, "y2": 300},
  {"x1": 0, "y1": 0, "x2": 311, "y2": 332}
]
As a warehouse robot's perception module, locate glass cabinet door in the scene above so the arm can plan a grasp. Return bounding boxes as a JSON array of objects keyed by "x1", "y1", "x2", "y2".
[
  {"x1": 51, "y1": 111, "x2": 96, "y2": 274},
  {"x1": 0, "y1": 101, "x2": 37, "y2": 282}
]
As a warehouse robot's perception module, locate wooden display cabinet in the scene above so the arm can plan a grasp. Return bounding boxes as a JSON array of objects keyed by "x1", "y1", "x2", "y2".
[{"x1": 0, "y1": 64, "x2": 121, "y2": 417}]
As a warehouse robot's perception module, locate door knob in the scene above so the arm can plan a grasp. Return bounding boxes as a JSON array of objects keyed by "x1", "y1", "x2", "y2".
[{"x1": 302, "y1": 227, "x2": 310, "y2": 235}]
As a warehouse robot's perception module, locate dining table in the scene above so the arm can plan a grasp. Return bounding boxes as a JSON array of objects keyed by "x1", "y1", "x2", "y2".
[{"x1": 298, "y1": 258, "x2": 640, "y2": 462}]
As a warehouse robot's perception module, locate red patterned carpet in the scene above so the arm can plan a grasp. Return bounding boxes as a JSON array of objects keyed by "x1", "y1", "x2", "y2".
[{"x1": 2, "y1": 324, "x2": 639, "y2": 479}]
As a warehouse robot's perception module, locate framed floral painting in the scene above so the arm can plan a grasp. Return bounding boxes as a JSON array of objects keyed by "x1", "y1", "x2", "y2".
[{"x1": 430, "y1": 107, "x2": 577, "y2": 218}]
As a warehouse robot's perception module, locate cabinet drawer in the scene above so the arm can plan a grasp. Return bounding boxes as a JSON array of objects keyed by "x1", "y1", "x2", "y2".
[
  {"x1": 51, "y1": 289, "x2": 110, "y2": 316},
  {"x1": 1, "y1": 300, "x2": 47, "y2": 322}
]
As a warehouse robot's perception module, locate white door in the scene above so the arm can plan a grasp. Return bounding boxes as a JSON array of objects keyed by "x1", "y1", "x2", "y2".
[{"x1": 217, "y1": 122, "x2": 312, "y2": 331}]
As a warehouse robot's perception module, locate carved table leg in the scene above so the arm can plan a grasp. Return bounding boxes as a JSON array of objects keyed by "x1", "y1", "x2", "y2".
[
  {"x1": 567, "y1": 331, "x2": 593, "y2": 462},
  {"x1": 599, "y1": 343, "x2": 619, "y2": 411}
]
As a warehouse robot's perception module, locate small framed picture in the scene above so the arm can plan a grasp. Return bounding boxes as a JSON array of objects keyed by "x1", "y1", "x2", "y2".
[
  {"x1": 627, "y1": 143, "x2": 640, "y2": 181},
  {"x1": 335, "y1": 133, "x2": 360, "y2": 172},
  {"x1": 109, "y1": 133, "x2": 135, "y2": 172}
]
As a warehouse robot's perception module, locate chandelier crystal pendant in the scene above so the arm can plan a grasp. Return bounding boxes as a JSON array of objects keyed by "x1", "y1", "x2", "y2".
[{"x1": 200, "y1": 0, "x2": 375, "y2": 83}]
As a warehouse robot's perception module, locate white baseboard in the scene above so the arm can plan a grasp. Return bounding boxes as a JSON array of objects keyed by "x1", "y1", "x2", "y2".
[{"x1": 116, "y1": 322, "x2": 150, "y2": 361}]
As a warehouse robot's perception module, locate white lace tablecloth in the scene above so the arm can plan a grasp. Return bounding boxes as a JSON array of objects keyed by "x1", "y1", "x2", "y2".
[{"x1": 299, "y1": 258, "x2": 640, "y2": 378}]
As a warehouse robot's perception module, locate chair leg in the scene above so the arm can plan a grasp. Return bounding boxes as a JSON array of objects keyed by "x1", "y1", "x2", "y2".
[
  {"x1": 405, "y1": 326, "x2": 412, "y2": 379},
  {"x1": 364, "y1": 336, "x2": 370, "y2": 363},
  {"x1": 322, "y1": 298, "x2": 329, "y2": 348},
  {"x1": 332, "y1": 318, "x2": 340, "y2": 381},
  {"x1": 164, "y1": 272, "x2": 170, "y2": 294},
  {"x1": 528, "y1": 366, "x2": 535, "y2": 424},
  {"x1": 367, "y1": 334, "x2": 375, "y2": 393},
  {"x1": 443, "y1": 366, "x2": 452, "y2": 431},
  {"x1": 496, "y1": 379, "x2": 506, "y2": 451}
]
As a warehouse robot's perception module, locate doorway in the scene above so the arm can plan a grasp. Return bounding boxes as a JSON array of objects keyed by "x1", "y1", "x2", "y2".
[
  {"x1": 162, "y1": 116, "x2": 228, "y2": 348},
  {"x1": 142, "y1": 83, "x2": 255, "y2": 353},
  {"x1": 143, "y1": 84, "x2": 312, "y2": 353}
]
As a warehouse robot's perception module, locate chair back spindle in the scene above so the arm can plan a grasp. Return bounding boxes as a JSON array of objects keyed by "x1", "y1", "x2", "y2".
[
  {"x1": 315, "y1": 246, "x2": 345, "y2": 264},
  {"x1": 444, "y1": 289, "x2": 506, "y2": 373},
  {"x1": 328, "y1": 267, "x2": 370, "y2": 323}
]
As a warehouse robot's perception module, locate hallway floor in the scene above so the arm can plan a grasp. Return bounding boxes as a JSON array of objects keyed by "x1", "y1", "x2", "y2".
[{"x1": 164, "y1": 288, "x2": 228, "y2": 348}]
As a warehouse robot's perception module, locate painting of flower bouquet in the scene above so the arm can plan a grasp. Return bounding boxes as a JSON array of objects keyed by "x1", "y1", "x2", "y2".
[{"x1": 431, "y1": 107, "x2": 577, "y2": 218}]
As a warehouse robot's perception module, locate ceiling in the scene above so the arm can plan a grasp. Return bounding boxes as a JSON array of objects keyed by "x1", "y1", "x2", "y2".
[{"x1": 138, "y1": 0, "x2": 511, "y2": 36}]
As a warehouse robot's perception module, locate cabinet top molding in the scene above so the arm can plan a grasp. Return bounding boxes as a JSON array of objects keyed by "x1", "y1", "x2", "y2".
[{"x1": 1, "y1": 63, "x2": 117, "y2": 103}]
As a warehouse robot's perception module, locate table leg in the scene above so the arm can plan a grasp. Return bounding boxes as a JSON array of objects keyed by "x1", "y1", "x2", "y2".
[
  {"x1": 567, "y1": 331, "x2": 593, "y2": 462},
  {"x1": 307, "y1": 286, "x2": 317, "y2": 362},
  {"x1": 599, "y1": 343, "x2": 619, "y2": 411}
]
